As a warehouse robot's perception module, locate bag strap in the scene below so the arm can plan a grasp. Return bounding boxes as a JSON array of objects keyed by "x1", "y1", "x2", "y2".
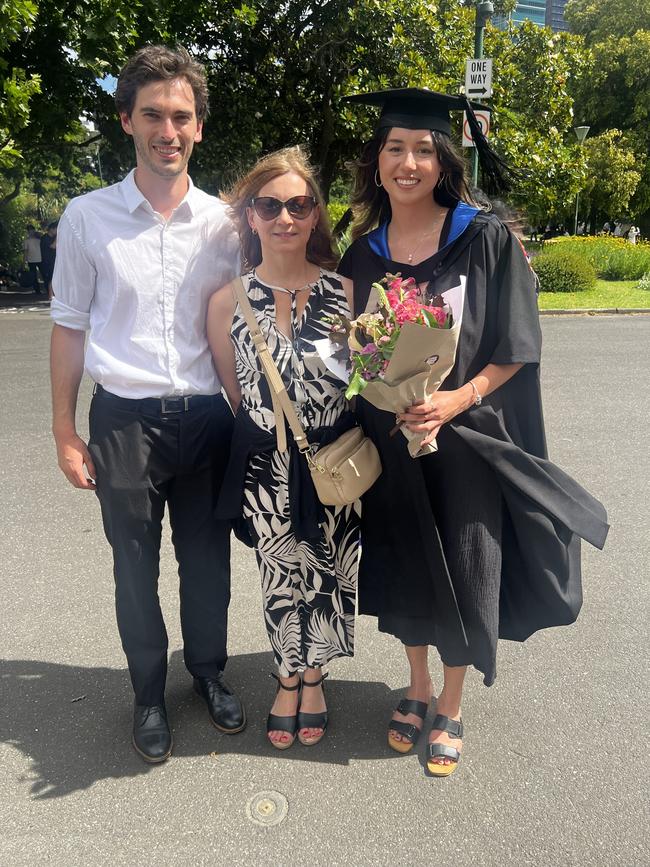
[{"x1": 232, "y1": 276, "x2": 310, "y2": 454}]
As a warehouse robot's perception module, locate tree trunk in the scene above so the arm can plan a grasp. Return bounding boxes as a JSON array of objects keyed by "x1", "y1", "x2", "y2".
[{"x1": 0, "y1": 181, "x2": 22, "y2": 208}]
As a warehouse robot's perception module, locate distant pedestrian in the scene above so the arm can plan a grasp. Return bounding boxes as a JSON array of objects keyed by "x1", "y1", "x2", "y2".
[
  {"x1": 23, "y1": 225, "x2": 45, "y2": 293},
  {"x1": 627, "y1": 225, "x2": 640, "y2": 245},
  {"x1": 40, "y1": 221, "x2": 58, "y2": 299}
]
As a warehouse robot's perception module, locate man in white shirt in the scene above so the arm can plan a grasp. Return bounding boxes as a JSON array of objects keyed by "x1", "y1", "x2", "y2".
[{"x1": 50, "y1": 45, "x2": 244, "y2": 764}]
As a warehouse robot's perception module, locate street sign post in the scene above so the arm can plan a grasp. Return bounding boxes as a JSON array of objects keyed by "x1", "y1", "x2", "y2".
[{"x1": 465, "y1": 58, "x2": 492, "y2": 100}]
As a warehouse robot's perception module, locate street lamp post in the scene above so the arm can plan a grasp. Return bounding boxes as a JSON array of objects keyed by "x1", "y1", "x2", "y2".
[
  {"x1": 573, "y1": 125, "x2": 590, "y2": 235},
  {"x1": 96, "y1": 145, "x2": 104, "y2": 188},
  {"x1": 472, "y1": 0, "x2": 494, "y2": 187}
]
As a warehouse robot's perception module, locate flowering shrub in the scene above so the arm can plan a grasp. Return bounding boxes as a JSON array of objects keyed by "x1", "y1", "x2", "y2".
[{"x1": 544, "y1": 236, "x2": 650, "y2": 280}]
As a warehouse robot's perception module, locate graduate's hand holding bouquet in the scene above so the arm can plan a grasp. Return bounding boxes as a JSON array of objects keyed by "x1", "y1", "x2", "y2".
[{"x1": 328, "y1": 273, "x2": 465, "y2": 458}]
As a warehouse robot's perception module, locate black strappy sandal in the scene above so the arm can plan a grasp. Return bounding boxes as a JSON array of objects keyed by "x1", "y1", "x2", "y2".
[
  {"x1": 267, "y1": 673, "x2": 301, "y2": 751},
  {"x1": 387, "y1": 699, "x2": 429, "y2": 753},
  {"x1": 297, "y1": 672, "x2": 329, "y2": 746},
  {"x1": 426, "y1": 713, "x2": 463, "y2": 777}
]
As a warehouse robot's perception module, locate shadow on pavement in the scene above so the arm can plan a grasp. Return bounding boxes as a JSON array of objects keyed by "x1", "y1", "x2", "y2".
[{"x1": 2, "y1": 650, "x2": 410, "y2": 799}]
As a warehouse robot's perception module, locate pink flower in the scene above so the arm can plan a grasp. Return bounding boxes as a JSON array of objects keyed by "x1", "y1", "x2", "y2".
[
  {"x1": 424, "y1": 305, "x2": 449, "y2": 326},
  {"x1": 360, "y1": 342, "x2": 378, "y2": 354}
]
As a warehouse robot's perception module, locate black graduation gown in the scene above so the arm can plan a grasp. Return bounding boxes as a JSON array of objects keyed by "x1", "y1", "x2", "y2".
[{"x1": 338, "y1": 212, "x2": 609, "y2": 685}]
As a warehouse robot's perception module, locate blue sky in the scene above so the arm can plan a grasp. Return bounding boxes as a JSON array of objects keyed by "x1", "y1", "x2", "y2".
[{"x1": 98, "y1": 75, "x2": 117, "y2": 94}]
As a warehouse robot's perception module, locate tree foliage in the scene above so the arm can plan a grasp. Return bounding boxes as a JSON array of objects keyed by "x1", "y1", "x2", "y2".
[
  {"x1": 564, "y1": 0, "x2": 650, "y2": 42},
  {"x1": 581, "y1": 130, "x2": 640, "y2": 223},
  {"x1": 486, "y1": 21, "x2": 591, "y2": 223},
  {"x1": 0, "y1": 0, "x2": 40, "y2": 169},
  {"x1": 6, "y1": 0, "x2": 647, "y2": 237},
  {"x1": 566, "y1": 0, "x2": 650, "y2": 219}
]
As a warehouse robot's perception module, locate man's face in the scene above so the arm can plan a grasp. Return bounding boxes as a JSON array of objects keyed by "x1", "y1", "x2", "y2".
[{"x1": 120, "y1": 77, "x2": 203, "y2": 180}]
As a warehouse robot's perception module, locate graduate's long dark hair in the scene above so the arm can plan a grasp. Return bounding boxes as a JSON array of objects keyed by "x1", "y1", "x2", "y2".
[{"x1": 349, "y1": 128, "x2": 477, "y2": 240}]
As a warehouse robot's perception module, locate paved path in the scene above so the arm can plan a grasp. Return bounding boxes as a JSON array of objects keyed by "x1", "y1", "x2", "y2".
[{"x1": 0, "y1": 310, "x2": 648, "y2": 866}]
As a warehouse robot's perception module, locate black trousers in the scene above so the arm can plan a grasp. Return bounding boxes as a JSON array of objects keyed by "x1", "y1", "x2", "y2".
[{"x1": 88, "y1": 389, "x2": 234, "y2": 706}]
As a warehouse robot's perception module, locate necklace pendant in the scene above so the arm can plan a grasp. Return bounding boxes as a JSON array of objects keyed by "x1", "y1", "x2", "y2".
[{"x1": 408, "y1": 253, "x2": 413, "y2": 263}]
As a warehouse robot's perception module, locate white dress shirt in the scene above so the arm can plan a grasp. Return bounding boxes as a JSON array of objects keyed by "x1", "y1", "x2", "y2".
[{"x1": 51, "y1": 169, "x2": 240, "y2": 398}]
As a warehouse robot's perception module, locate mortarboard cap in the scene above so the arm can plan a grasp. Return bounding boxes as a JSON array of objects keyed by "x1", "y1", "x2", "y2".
[
  {"x1": 343, "y1": 87, "x2": 489, "y2": 138},
  {"x1": 343, "y1": 86, "x2": 518, "y2": 195}
]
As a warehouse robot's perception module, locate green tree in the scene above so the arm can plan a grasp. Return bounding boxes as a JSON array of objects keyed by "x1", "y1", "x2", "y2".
[
  {"x1": 565, "y1": 0, "x2": 650, "y2": 220},
  {"x1": 581, "y1": 130, "x2": 640, "y2": 224},
  {"x1": 565, "y1": 0, "x2": 650, "y2": 41},
  {"x1": 0, "y1": 0, "x2": 41, "y2": 172},
  {"x1": 1, "y1": 0, "x2": 594, "y2": 230},
  {"x1": 485, "y1": 20, "x2": 591, "y2": 224}
]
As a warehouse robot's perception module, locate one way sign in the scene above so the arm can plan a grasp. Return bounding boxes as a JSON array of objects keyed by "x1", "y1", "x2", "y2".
[{"x1": 465, "y1": 58, "x2": 492, "y2": 99}]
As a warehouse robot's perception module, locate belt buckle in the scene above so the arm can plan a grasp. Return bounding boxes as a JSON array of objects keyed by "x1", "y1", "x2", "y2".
[{"x1": 160, "y1": 396, "x2": 189, "y2": 414}]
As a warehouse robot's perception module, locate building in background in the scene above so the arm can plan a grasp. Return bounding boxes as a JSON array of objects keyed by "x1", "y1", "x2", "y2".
[
  {"x1": 545, "y1": 0, "x2": 569, "y2": 32},
  {"x1": 494, "y1": 0, "x2": 569, "y2": 32}
]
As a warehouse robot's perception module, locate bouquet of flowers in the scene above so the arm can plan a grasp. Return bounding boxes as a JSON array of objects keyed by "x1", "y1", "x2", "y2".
[{"x1": 322, "y1": 273, "x2": 465, "y2": 457}]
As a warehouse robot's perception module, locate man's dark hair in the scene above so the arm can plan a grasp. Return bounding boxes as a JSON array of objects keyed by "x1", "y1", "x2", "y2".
[{"x1": 115, "y1": 45, "x2": 209, "y2": 121}]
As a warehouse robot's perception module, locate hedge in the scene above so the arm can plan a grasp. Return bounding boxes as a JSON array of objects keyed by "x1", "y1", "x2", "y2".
[{"x1": 532, "y1": 249, "x2": 597, "y2": 293}]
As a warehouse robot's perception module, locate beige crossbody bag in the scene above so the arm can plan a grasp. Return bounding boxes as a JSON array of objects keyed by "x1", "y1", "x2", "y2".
[{"x1": 232, "y1": 276, "x2": 381, "y2": 506}]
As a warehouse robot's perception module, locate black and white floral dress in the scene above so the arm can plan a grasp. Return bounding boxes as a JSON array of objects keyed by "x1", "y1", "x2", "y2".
[{"x1": 230, "y1": 270, "x2": 359, "y2": 676}]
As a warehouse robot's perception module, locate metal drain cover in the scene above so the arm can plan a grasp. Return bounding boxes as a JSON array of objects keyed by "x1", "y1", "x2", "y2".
[{"x1": 246, "y1": 791, "x2": 289, "y2": 827}]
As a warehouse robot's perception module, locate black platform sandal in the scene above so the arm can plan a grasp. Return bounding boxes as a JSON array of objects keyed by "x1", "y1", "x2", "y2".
[
  {"x1": 426, "y1": 713, "x2": 463, "y2": 777},
  {"x1": 267, "y1": 673, "x2": 301, "y2": 751},
  {"x1": 387, "y1": 699, "x2": 429, "y2": 754},
  {"x1": 297, "y1": 672, "x2": 329, "y2": 746}
]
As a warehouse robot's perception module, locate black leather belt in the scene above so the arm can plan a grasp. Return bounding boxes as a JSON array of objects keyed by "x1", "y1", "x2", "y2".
[{"x1": 93, "y1": 384, "x2": 217, "y2": 415}]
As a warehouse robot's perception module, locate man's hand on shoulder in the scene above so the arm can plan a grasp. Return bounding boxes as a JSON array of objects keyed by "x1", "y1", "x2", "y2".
[{"x1": 54, "y1": 428, "x2": 96, "y2": 490}]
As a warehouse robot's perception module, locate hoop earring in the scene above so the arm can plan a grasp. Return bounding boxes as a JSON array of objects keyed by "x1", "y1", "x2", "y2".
[
  {"x1": 435, "y1": 172, "x2": 447, "y2": 190},
  {"x1": 374, "y1": 169, "x2": 383, "y2": 188},
  {"x1": 252, "y1": 227, "x2": 258, "y2": 235}
]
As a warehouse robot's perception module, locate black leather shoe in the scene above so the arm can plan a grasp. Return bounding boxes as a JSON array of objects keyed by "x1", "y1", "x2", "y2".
[
  {"x1": 132, "y1": 704, "x2": 173, "y2": 763},
  {"x1": 194, "y1": 673, "x2": 246, "y2": 734}
]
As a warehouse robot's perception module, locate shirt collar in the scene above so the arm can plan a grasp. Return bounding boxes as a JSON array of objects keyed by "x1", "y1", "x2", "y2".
[{"x1": 120, "y1": 168, "x2": 197, "y2": 219}]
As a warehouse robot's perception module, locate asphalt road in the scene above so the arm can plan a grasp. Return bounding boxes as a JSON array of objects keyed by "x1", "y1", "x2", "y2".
[{"x1": 0, "y1": 310, "x2": 648, "y2": 867}]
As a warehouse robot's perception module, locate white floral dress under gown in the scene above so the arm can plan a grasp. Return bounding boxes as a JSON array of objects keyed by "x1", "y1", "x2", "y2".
[{"x1": 231, "y1": 269, "x2": 360, "y2": 676}]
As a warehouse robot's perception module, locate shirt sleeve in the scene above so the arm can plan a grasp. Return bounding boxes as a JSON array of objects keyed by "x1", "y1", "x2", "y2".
[
  {"x1": 50, "y1": 207, "x2": 96, "y2": 331},
  {"x1": 489, "y1": 226, "x2": 541, "y2": 366}
]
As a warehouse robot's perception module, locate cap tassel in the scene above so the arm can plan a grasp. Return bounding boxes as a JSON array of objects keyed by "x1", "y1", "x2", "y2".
[{"x1": 461, "y1": 97, "x2": 519, "y2": 195}]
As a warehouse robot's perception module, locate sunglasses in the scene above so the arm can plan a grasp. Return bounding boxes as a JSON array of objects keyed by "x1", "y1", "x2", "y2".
[{"x1": 250, "y1": 195, "x2": 317, "y2": 221}]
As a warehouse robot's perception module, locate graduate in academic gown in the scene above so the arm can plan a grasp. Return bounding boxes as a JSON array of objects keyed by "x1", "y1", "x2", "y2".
[{"x1": 337, "y1": 88, "x2": 609, "y2": 777}]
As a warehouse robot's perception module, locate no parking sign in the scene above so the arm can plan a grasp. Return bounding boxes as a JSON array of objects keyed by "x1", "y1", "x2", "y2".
[{"x1": 462, "y1": 110, "x2": 490, "y2": 147}]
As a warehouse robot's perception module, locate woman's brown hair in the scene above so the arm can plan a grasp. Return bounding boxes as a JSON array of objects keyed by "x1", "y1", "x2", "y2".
[
  {"x1": 349, "y1": 129, "x2": 477, "y2": 240},
  {"x1": 226, "y1": 146, "x2": 338, "y2": 271}
]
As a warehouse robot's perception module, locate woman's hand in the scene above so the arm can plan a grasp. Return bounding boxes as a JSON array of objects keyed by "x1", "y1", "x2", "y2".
[{"x1": 399, "y1": 388, "x2": 473, "y2": 447}]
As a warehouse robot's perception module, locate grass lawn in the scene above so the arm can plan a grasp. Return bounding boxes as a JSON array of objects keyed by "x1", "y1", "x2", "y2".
[{"x1": 538, "y1": 279, "x2": 650, "y2": 310}]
